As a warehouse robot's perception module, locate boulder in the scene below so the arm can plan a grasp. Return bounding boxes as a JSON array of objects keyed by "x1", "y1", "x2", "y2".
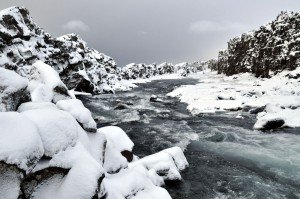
[
  {"x1": 0, "y1": 68, "x2": 30, "y2": 112},
  {"x1": 28, "y1": 61, "x2": 72, "y2": 103},
  {"x1": 56, "y1": 99, "x2": 97, "y2": 133},
  {"x1": 0, "y1": 112, "x2": 44, "y2": 171},
  {"x1": 21, "y1": 108, "x2": 79, "y2": 157}
]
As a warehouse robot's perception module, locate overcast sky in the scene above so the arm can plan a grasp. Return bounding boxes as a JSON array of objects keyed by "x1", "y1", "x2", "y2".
[{"x1": 1, "y1": 0, "x2": 300, "y2": 66}]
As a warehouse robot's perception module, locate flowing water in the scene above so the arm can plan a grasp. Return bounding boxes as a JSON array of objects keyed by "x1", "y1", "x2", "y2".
[{"x1": 79, "y1": 78, "x2": 300, "y2": 199}]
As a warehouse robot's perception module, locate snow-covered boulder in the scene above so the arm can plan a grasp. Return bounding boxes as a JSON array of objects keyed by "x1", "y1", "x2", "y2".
[
  {"x1": 21, "y1": 108, "x2": 79, "y2": 157},
  {"x1": 129, "y1": 151, "x2": 182, "y2": 181},
  {"x1": 100, "y1": 126, "x2": 134, "y2": 162},
  {"x1": 100, "y1": 165, "x2": 170, "y2": 199},
  {"x1": 56, "y1": 99, "x2": 97, "y2": 133},
  {"x1": 0, "y1": 68, "x2": 30, "y2": 112},
  {"x1": 28, "y1": 61, "x2": 72, "y2": 103},
  {"x1": 254, "y1": 104, "x2": 300, "y2": 130},
  {"x1": 99, "y1": 126, "x2": 134, "y2": 173},
  {"x1": 161, "y1": 147, "x2": 189, "y2": 171},
  {"x1": 23, "y1": 143, "x2": 105, "y2": 199},
  {"x1": 17, "y1": 101, "x2": 57, "y2": 112},
  {"x1": 0, "y1": 112, "x2": 44, "y2": 171}
]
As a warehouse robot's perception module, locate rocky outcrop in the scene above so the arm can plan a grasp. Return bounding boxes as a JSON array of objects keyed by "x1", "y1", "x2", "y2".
[
  {"x1": 117, "y1": 61, "x2": 204, "y2": 80},
  {"x1": 0, "y1": 68, "x2": 30, "y2": 112},
  {"x1": 215, "y1": 11, "x2": 300, "y2": 77},
  {"x1": 0, "y1": 6, "x2": 119, "y2": 94}
]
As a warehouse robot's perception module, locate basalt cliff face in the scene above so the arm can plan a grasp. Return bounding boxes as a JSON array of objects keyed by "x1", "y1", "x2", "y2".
[
  {"x1": 0, "y1": 6, "x2": 118, "y2": 94},
  {"x1": 216, "y1": 11, "x2": 300, "y2": 77}
]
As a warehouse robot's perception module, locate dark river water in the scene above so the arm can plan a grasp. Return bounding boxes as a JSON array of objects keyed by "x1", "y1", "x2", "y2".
[{"x1": 80, "y1": 78, "x2": 300, "y2": 199}]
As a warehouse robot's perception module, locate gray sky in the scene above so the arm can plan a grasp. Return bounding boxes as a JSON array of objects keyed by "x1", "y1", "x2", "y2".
[{"x1": 1, "y1": 0, "x2": 300, "y2": 66}]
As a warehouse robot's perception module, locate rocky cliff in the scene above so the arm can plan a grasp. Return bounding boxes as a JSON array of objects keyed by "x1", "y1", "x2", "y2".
[
  {"x1": 216, "y1": 11, "x2": 300, "y2": 77},
  {"x1": 117, "y1": 61, "x2": 205, "y2": 80},
  {"x1": 0, "y1": 6, "x2": 118, "y2": 94}
]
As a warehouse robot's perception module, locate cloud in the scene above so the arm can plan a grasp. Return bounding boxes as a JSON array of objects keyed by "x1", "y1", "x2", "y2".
[
  {"x1": 63, "y1": 20, "x2": 90, "y2": 32},
  {"x1": 189, "y1": 20, "x2": 250, "y2": 33},
  {"x1": 137, "y1": 30, "x2": 147, "y2": 36}
]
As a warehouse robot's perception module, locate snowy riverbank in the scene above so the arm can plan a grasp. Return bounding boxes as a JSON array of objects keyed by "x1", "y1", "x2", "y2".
[
  {"x1": 0, "y1": 61, "x2": 188, "y2": 198},
  {"x1": 168, "y1": 69, "x2": 300, "y2": 130}
]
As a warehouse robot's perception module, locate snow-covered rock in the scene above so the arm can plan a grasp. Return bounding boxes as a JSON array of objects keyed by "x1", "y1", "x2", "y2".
[
  {"x1": 0, "y1": 68, "x2": 30, "y2": 112},
  {"x1": 21, "y1": 108, "x2": 79, "y2": 157},
  {"x1": 254, "y1": 104, "x2": 300, "y2": 130},
  {"x1": 17, "y1": 101, "x2": 57, "y2": 112},
  {"x1": 161, "y1": 147, "x2": 189, "y2": 171},
  {"x1": 118, "y1": 61, "x2": 203, "y2": 82},
  {"x1": 0, "y1": 6, "x2": 119, "y2": 94},
  {"x1": 100, "y1": 126, "x2": 134, "y2": 153},
  {"x1": 215, "y1": 11, "x2": 300, "y2": 77},
  {"x1": 100, "y1": 165, "x2": 170, "y2": 199},
  {"x1": 56, "y1": 99, "x2": 97, "y2": 133},
  {"x1": 0, "y1": 112, "x2": 44, "y2": 171},
  {"x1": 23, "y1": 143, "x2": 105, "y2": 199},
  {"x1": 99, "y1": 126, "x2": 134, "y2": 172},
  {"x1": 129, "y1": 151, "x2": 182, "y2": 181},
  {"x1": 28, "y1": 61, "x2": 72, "y2": 103}
]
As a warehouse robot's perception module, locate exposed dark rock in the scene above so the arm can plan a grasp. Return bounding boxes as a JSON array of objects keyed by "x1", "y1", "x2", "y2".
[
  {"x1": 121, "y1": 150, "x2": 133, "y2": 162},
  {"x1": 261, "y1": 119, "x2": 285, "y2": 130}
]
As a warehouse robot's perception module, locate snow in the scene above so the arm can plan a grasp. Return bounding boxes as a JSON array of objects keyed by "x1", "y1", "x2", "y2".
[
  {"x1": 0, "y1": 68, "x2": 28, "y2": 94},
  {"x1": 161, "y1": 147, "x2": 189, "y2": 171},
  {"x1": 98, "y1": 127, "x2": 134, "y2": 173},
  {"x1": 28, "y1": 61, "x2": 71, "y2": 103},
  {"x1": 0, "y1": 112, "x2": 44, "y2": 171},
  {"x1": 33, "y1": 143, "x2": 105, "y2": 199},
  {"x1": 21, "y1": 108, "x2": 79, "y2": 157},
  {"x1": 56, "y1": 99, "x2": 97, "y2": 132},
  {"x1": 0, "y1": 6, "x2": 32, "y2": 38},
  {"x1": 100, "y1": 165, "x2": 170, "y2": 199},
  {"x1": 99, "y1": 126, "x2": 134, "y2": 152},
  {"x1": 85, "y1": 132, "x2": 107, "y2": 164},
  {"x1": 254, "y1": 104, "x2": 300, "y2": 129},
  {"x1": 0, "y1": 67, "x2": 30, "y2": 112},
  {"x1": 129, "y1": 151, "x2": 182, "y2": 181},
  {"x1": 17, "y1": 102, "x2": 57, "y2": 112},
  {"x1": 103, "y1": 139, "x2": 128, "y2": 173},
  {"x1": 168, "y1": 69, "x2": 300, "y2": 129}
]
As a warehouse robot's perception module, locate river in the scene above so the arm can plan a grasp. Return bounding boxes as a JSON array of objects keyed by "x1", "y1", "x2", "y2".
[{"x1": 79, "y1": 78, "x2": 300, "y2": 199}]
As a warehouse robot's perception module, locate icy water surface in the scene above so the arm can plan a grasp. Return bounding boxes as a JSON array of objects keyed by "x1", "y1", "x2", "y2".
[{"x1": 80, "y1": 78, "x2": 300, "y2": 199}]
